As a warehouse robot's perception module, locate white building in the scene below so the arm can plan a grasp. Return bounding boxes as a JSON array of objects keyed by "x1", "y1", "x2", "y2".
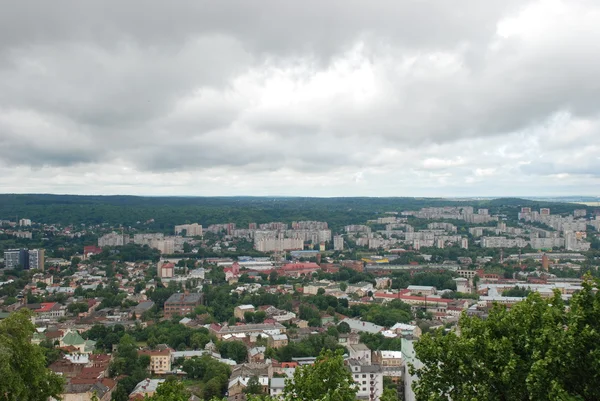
[
  {"x1": 174, "y1": 223, "x2": 203, "y2": 237},
  {"x1": 19, "y1": 218, "x2": 32, "y2": 226},
  {"x1": 333, "y1": 235, "x2": 344, "y2": 251},
  {"x1": 98, "y1": 232, "x2": 130, "y2": 247},
  {"x1": 348, "y1": 359, "x2": 384, "y2": 401}
]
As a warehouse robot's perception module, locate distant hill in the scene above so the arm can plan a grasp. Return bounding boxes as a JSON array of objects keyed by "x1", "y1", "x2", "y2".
[{"x1": 0, "y1": 194, "x2": 590, "y2": 229}]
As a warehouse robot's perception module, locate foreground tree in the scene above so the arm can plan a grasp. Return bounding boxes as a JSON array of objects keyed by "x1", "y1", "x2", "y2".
[
  {"x1": 411, "y1": 279, "x2": 600, "y2": 401},
  {"x1": 283, "y1": 349, "x2": 356, "y2": 401},
  {"x1": 0, "y1": 309, "x2": 65, "y2": 401}
]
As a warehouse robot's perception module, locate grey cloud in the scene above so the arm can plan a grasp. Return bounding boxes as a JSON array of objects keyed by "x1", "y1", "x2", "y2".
[{"x1": 0, "y1": 0, "x2": 599, "y2": 195}]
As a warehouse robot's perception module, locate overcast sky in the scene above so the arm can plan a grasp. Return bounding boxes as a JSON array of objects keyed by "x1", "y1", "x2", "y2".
[{"x1": 1, "y1": 0, "x2": 599, "y2": 197}]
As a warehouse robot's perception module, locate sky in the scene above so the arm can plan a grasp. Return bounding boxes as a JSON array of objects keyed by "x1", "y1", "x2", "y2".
[{"x1": 1, "y1": 0, "x2": 599, "y2": 197}]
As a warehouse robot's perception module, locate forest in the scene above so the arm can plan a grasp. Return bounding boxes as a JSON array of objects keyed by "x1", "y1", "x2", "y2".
[{"x1": 0, "y1": 194, "x2": 588, "y2": 232}]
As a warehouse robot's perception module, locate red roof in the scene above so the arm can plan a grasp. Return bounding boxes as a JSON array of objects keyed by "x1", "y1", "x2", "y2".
[
  {"x1": 280, "y1": 262, "x2": 320, "y2": 270},
  {"x1": 398, "y1": 295, "x2": 452, "y2": 303},
  {"x1": 36, "y1": 302, "x2": 58, "y2": 313}
]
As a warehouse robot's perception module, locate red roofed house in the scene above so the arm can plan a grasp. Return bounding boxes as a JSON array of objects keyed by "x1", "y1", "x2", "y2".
[
  {"x1": 277, "y1": 262, "x2": 320, "y2": 277},
  {"x1": 158, "y1": 262, "x2": 174, "y2": 278},
  {"x1": 35, "y1": 302, "x2": 65, "y2": 319},
  {"x1": 83, "y1": 246, "x2": 103, "y2": 259}
]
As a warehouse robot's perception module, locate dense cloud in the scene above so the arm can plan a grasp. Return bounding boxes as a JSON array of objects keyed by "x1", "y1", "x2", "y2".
[{"x1": 0, "y1": 0, "x2": 599, "y2": 196}]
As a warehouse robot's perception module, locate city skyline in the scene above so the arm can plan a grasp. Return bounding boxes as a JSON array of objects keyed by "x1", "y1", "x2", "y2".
[{"x1": 1, "y1": 1, "x2": 600, "y2": 196}]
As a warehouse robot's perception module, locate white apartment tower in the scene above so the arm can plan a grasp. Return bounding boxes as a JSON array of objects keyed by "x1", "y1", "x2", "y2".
[{"x1": 333, "y1": 235, "x2": 344, "y2": 251}]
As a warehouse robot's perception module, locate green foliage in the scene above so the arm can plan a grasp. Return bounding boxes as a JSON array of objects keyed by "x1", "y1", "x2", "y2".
[
  {"x1": 244, "y1": 376, "x2": 264, "y2": 395},
  {"x1": 145, "y1": 379, "x2": 190, "y2": 401},
  {"x1": 218, "y1": 341, "x2": 248, "y2": 364},
  {"x1": 502, "y1": 285, "x2": 532, "y2": 297},
  {"x1": 337, "y1": 321, "x2": 351, "y2": 333},
  {"x1": 0, "y1": 309, "x2": 65, "y2": 401},
  {"x1": 411, "y1": 281, "x2": 600, "y2": 401},
  {"x1": 359, "y1": 332, "x2": 403, "y2": 351},
  {"x1": 67, "y1": 301, "x2": 89, "y2": 314},
  {"x1": 275, "y1": 332, "x2": 344, "y2": 362},
  {"x1": 283, "y1": 349, "x2": 357, "y2": 401}
]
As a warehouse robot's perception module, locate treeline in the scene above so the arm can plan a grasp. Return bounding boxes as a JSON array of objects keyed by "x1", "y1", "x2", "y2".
[{"x1": 0, "y1": 194, "x2": 586, "y2": 233}]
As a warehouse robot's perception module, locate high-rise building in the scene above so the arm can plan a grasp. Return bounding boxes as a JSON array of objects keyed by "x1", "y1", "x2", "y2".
[
  {"x1": 3, "y1": 248, "x2": 45, "y2": 270},
  {"x1": 540, "y1": 208, "x2": 551, "y2": 216},
  {"x1": 174, "y1": 223, "x2": 203, "y2": 237},
  {"x1": 333, "y1": 235, "x2": 344, "y2": 251},
  {"x1": 3, "y1": 249, "x2": 28, "y2": 269},
  {"x1": 29, "y1": 249, "x2": 45, "y2": 270},
  {"x1": 19, "y1": 218, "x2": 32, "y2": 227},
  {"x1": 98, "y1": 232, "x2": 130, "y2": 247},
  {"x1": 460, "y1": 238, "x2": 469, "y2": 250}
]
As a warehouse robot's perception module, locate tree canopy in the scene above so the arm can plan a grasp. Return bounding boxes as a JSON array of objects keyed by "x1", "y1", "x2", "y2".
[
  {"x1": 411, "y1": 279, "x2": 600, "y2": 401},
  {"x1": 283, "y1": 349, "x2": 357, "y2": 401},
  {"x1": 0, "y1": 309, "x2": 65, "y2": 401}
]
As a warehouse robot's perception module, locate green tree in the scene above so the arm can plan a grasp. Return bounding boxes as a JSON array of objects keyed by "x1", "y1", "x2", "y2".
[
  {"x1": 0, "y1": 309, "x2": 65, "y2": 401},
  {"x1": 411, "y1": 280, "x2": 600, "y2": 401},
  {"x1": 146, "y1": 379, "x2": 189, "y2": 401},
  {"x1": 337, "y1": 321, "x2": 351, "y2": 334},
  {"x1": 283, "y1": 349, "x2": 357, "y2": 401},
  {"x1": 218, "y1": 341, "x2": 248, "y2": 364},
  {"x1": 244, "y1": 376, "x2": 264, "y2": 395}
]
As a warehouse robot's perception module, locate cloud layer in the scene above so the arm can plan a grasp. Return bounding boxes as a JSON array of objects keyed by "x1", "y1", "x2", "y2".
[{"x1": 1, "y1": 0, "x2": 599, "y2": 196}]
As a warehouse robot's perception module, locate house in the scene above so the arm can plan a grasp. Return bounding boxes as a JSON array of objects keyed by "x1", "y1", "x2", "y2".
[
  {"x1": 128, "y1": 379, "x2": 165, "y2": 400},
  {"x1": 61, "y1": 378, "x2": 116, "y2": 401},
  {"x1": 390, "y1": 323, "x2": 422, "y2": 338},
  {"x1": 270, "y1": 377, "x2": 286, "y2": 399},
  {"x1": 133, "y1": 300, "x2": 155, "y2": 316},
  {"x1": 248, "y1": 346, "x2": 266, "y2": 363},
  {"x1": 267, "y1": 334, "x2": 288, "y2": 349},
  {"x1": 163, "y1": 292, "x2": 202, "y2": 318},
  {"x1": 346, "y1": 281, "x2": 375, "y2": 296},
  {"x1": 59, "y1": 330, "x2": 96, "y2": 354},
  {"x1": 35, "y1": 302, "x2": 65, "y2": 320},
  {"x1": 228, "y1": 363, "x2": 272, "y2": 401},
  {"x1": 234, "y1": 304, "x2": 256, "y2": 320},
  {"x1": 138, "y1": 348, "x2": 173, "y2": 375},
  {"x1": 340, "y1": 318, "x2": 384, "y2": 334}
]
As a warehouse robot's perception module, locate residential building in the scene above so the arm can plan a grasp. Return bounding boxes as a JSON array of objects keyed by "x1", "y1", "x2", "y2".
[
  {"x1": 29, "y1": 249, "x2": 45, "y2": 270},
  {"x1": 228, "y1": 363, "x2": 271, "y2": 401},
  {"x1": 163, "y1": 292, "x2": 203, "y2": 318},
  {"x1": 3, "y1": 248, "x2": 28, "y2": 269},
  {"x1": 35, "y1": 302, "x2": 65, "y2": 320},
  {"x1": 19, "y1": 218, "x2": 32, "y2": 226},
  {"x1": 59, "y1": 330, "x2": 96, "y2": 354},
  {"x1": 174, "y1": 223, "x2": 203, "y2": 237},
  {"x1": 138, "y1": 348, "x2": 172, "y2": 375},
  {"x1": 348, "y1": 358, "x2": 384, "y2": 401},
  {"x1": 269, "y1": 377, "x2": 286, "y2": 399},
  {"x1": 340, "y1": 318, "x2": 384, "y2": 334},
  {"x1": 129, "y1": 378, "x2": 165, "y2": 400},
  {"x1": 333, "y1": 235, "x2": 344, "y2": 251},
  {"x1": 157, "y1": 261, "x2": 174, "y2": 278},
  {"x1": 98, "y1": 232, "x2": 130, "y2": 247},
  {"x1": 234, "y1": 304, "x2": 256, "y2": 320},
  {"x1": 348, "y1": 343, "x2": 372, "y2": 364},
  {"x1": 267, "y1": 334, "x2": 288, "y2": 349}
]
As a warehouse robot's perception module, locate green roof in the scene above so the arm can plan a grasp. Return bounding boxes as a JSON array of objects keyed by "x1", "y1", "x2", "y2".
[{"x1": 61, "y1": 331, "x2": 85, "y2": 346}]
